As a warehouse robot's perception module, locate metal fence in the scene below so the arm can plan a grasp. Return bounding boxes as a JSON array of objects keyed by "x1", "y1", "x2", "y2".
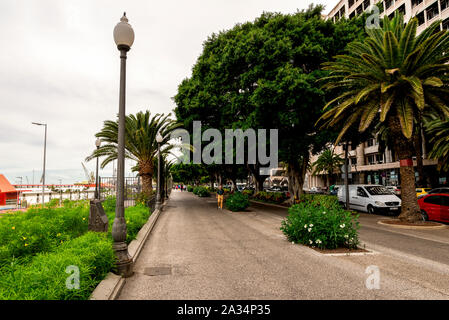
[{"x1": 99, "y1": 176, "x2": 142, "y2": 208}]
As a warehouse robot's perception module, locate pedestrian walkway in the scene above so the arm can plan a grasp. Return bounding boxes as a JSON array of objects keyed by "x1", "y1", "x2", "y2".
[{"x1": 118, "y1": 191, "x2": 449, "y2": 299}]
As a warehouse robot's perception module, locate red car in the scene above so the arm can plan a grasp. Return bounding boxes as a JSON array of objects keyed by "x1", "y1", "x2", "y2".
[{"x1": 418, "y1": 193, "x2": 449, "y2": 223}]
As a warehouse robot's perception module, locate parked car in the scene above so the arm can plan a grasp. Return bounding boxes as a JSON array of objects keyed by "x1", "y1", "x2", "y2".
[
  {"x1": 428, "y1": 187, "x2": 449, "y2": 195},
  {"x1": 385, "y1": 186, "x2": 401, "y2": 197},
  {"x1": 338, "y1": 184, "x2": 401, "y2": 214},
  {"x1": 418, "y1": 193, "x2": 449, "y2": 222},
  {"x1": 416, "y1": 188, "x2": 432, "y2": 198}
]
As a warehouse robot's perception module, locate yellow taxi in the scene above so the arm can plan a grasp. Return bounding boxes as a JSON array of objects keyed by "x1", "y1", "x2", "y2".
[{"x1": 416, "y1": 188, "x2": 432, "y2": 197}]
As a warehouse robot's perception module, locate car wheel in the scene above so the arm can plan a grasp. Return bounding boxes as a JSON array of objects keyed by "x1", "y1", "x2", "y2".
[
  {"x1": 421, "y1": 210, "x2": 429, "y2": 221},
  {"x1": 367, "y1": 205, "x2": 375, "y2": 214}
]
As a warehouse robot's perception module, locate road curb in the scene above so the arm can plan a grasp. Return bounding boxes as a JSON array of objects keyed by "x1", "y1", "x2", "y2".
[
  {"x1": 378, "y1": 219, "x2": 448, "y2": 230},
  {"x1": 90, "y1": 202, "x2": 165, "y2": 300}
]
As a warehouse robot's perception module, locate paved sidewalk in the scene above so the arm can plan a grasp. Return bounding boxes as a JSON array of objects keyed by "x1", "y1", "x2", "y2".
[{"x1": 118, "y1": 191, "x2": 449, "y2": 300}]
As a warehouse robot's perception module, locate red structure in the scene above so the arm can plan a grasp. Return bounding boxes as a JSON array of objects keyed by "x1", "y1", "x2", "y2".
[{"x1": 0, "y1": 174, "x2": 18, "y2": 206}]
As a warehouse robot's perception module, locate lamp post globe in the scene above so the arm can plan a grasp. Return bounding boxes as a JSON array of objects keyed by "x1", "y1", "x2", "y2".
[
  {"x1": 113, "y1": 12, "x2": 135, "y2": 51},
  {"x1": 111, "y1": 12, "x2": 134, "y2": 278}
]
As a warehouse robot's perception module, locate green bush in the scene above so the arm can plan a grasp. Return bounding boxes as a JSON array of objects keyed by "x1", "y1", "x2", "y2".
[
  {"x1": 253, "y1": 191, "x2": 287, "y2": 204},
  {"x1": 193, "y1": 186, "x2": 210, "y2": 197},
  {"x1": 187, "y1": 185, "x2": 194, "y2": 192},
  {"x1": 225, "y1": 192, "x2": 250, "y2": 212},
  {"x1": 0, "y1": 232, "x2": 115, "y2": 300},
  {"x1": 300, "y1": 194, "x2": 340, "y2": 209},
  {"x1": 242, "y1": 189, "x2": 254, "y2": 196},
  {"x1": 281, "y1": 202, "x2": 359, "y2": 250}
]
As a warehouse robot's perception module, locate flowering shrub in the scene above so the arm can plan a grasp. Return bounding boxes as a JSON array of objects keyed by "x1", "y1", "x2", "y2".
[
  {"x1": 253, "y1": 191, "x2": 287, "y2": 204},
  {"x1": 280, "y1": 202, "x2": 359, "y2": 250},
  {"x1": 225, "y1": 192, "x2": 250, "y2": 212},
  {"x1": 242, "y1": 190, "x2": 254, "y2": 196}
]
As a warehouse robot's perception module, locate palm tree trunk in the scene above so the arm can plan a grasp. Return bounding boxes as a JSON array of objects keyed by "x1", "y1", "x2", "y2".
[
  {"x1": 141, "y1": 174, "x2": 153, "y2": 196},
  {"x1": 287, "y1": 155, "x2": 309, "y2": 204},
  {"x1": 389, "y1": 117, "x2": 421, "y2": 222}
]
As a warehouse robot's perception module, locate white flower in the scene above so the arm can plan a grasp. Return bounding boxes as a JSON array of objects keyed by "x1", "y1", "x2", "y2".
[
  {"x1": 344, "y1": 234, "x2": 349, "y2": 239},
  {"x1": 322, "y1": 211, "x2": 326, "y2": 214},
  {"x1": 304, "y1": 224, "x2": 308, "y2": 229},
  {"x1": 315, "y1": 239, "x2": 322, "y2": 244},
  {"x1": 340, "y1": 224, "x2": 345, "y2": 228},
  {"x1": 309, "y1": 224, "x2": 314, "y2": 227},
  {"x1": 308, "y1": 228, "x2": 312, "y2": 232},
  {"x1": 309, "y1": 240, "x2": 313, "y2": 244},
  {"x1": 292, "y1": 241, "x2": 295, "y2": 244}
]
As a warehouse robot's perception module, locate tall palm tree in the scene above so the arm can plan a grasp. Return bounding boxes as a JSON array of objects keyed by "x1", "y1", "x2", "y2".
[
  {"x1": 318, "y1": 14, "x2": 449, "y2": 222},
  {"x1": 425, "y1": 114, "x2": 449, "y2": 172},
  {"x1": 86, "y1": 111, "x2": 180, "y2": 196},
  {"x1": 312, "y1": 148, "x2": 344, "y2": 188}
]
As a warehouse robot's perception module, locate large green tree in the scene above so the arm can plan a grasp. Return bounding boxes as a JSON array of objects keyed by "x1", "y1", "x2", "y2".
[
  {"x1": 86, "y1": 111, "x2": 179, "y2": 196},
  {"x1": 174, "y1": 5, "x2": 366, "y2": 201},
  {"x1": 318, "y1": 15, "x2": 449, "y2": 222},
  {"x1": 425, "y1": 114, "x2": 449, "y2": 172}
]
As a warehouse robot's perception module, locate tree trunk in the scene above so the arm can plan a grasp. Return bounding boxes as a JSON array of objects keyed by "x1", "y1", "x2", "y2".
[
  {"x1": 247, "y1": 164, "x2": 268, "y2": 192},
  {"x1": 139, "y1": 161, "x2": 154, "y2": 196},
  {"x1": 287, "y1": 155, "x2": 309, "y2": 204},
  {"x1": 389, "y1": 117, "x2": 421, "y2": 222}
]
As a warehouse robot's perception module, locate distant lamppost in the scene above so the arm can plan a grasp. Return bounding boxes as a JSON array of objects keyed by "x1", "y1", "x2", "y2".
[
  {"x1": 32, "y1": 122, "x2": 47, "y2": 206},
  {"x1": 112, "y1": 12, "x2": 135, "y2": 277},
  {"x1": 155, "y1": 132, "x2": 163, "y2": 210},
  {"x1": 95, "y1": 138, "x2": 101, "y2": 199}
]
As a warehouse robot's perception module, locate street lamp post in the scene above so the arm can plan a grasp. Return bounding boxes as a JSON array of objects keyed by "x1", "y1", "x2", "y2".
[
  {"x1": 112, "y1": 12, "x2": 134, "y2": 277},
  {"x1": 32, "y1": 122, "x2": 47, "y2": 206},
  {"x1": 95, "y1": 138, "x2": 101, "y2": 199},
  {"x1": 155, "y1": 132, "x2": 163, "y2": 210}
]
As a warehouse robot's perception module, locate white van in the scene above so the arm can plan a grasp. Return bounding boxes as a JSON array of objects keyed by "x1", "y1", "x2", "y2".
[{"x1": 338, "y1": 184, "x2": 401, "y2": 214}]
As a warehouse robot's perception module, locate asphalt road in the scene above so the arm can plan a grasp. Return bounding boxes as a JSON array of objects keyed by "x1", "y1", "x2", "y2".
[{"x1": 118, "y1": 191, "x2": 449, "y2": 300}]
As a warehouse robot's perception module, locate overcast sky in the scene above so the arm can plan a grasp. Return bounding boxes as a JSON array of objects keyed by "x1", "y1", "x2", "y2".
[{"x1": 0, "y1": 0, "x2": 338, "y2": 185}]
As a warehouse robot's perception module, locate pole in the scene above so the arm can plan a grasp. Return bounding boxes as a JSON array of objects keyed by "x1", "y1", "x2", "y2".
[
  {"x1": 95, "y1": 146, "x2": 100, "y2": 199},
  {"x1": 42, "y1": 124, "x2": 47, "y2": 206},
  {"x1": 344, "y1": 142, "x2": 349, "y2": 210},
  {"x1": 156, "y1": 143, "x2": 162, "y2": 210},
  {"x1": 111, "y1": 46, "x2": 133, "y2": 277}
]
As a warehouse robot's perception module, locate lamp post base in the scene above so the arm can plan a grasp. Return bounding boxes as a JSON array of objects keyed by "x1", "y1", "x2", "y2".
[{"x1": 112, "y1": 241, "x2": 134, "y2": 278}]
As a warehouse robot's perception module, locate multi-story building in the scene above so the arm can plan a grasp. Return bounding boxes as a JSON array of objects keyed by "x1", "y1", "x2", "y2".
[
  {"x1": 306, "y1": 140, "x2": 440, "y2": 191},
  {"x1": 327, "y1": 0, "x2": 449, "y2": 34}
]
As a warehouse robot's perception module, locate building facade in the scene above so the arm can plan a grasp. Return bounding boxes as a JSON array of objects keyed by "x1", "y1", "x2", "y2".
[{"x1": 327, "y1": 0, "x2": 449, "y2": 35}]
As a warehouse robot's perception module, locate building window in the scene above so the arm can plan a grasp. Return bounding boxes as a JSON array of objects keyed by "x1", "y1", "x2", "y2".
[
  {"x1": 426, "y1": 2, "x2": 440, "y2": 21},
  {"x1": 356, "y1": 4, "x2": 363, "y2": 15},
  {"x1": 397, "y1": 3, "x2": 406, "y2": 16},
  {"x1": 340, "y1": 6, "x2": 346, "y2": 17},
  {"x1": 385, "y1": 0, "x2": 394, "y2": 10},
  {"x1": 443, "y1": 17, "x2": 449, "y2": 29},
  {"x1": 367, "y1": 138, "x2": 376, "y2": 147},
  {"x1": 442, "y1": 0, "x2": 449, "y2": 11},
  {"x1": 412, "y1": 0, "x2": 423, "y2": 7},
  {"x1": 349, "y1": 0, "x2": 355, "y2": 8},
  {"x1": 349, "y1": 11, "x2": 356, "y2": 19},
  {"x1": 416, "y1": 11, "x2": 425, "y2": 25},
  {"x1": 351, "y1": 157, "x2": 357, "y2": 165},
  {"x1": 376, "y1": 154, "x2": 384, "y2": 164},
  {"x1": 363, "y1": 0, "x2": 371, "y2": 11}
]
